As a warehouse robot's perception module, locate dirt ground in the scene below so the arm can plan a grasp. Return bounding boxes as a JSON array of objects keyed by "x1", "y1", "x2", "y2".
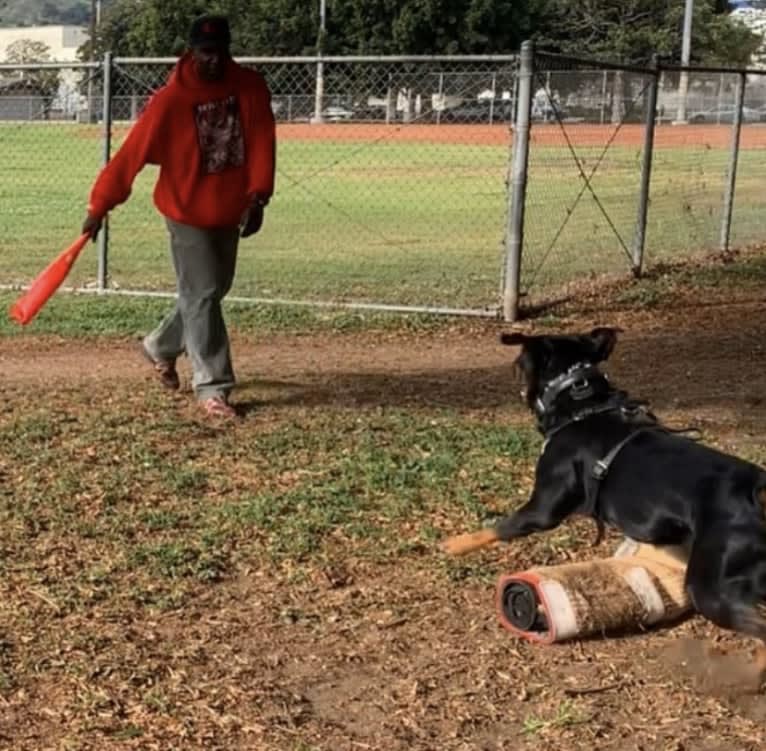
[
  {"x1": 2, "y1": 276, "x2": 766, "y2": 750},
  {"x1": 278, "y1": 121, "x2": 766, "y2": 149}
]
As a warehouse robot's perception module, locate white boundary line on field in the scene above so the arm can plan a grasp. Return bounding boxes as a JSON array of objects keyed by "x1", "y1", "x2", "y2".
[{"x1": 0, "y1": 284, "x2": 501, "y2": 319}]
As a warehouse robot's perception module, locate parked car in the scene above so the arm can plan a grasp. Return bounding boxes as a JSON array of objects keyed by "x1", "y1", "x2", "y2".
[
  {"x1": 689, "y1": 106, "x2": 762, "y2": 124},
  {"x1": 531, "y1": 102, "x2": 569, "y2": 122},
  {"x1": 437, "y1": 101, "x2": 513, "y2": 123},
  {"x1": 321, "y1": 105, "x2": 354, "y2": 122}
]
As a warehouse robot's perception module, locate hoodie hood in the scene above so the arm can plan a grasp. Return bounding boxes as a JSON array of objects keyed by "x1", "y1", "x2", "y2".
[{"x1": 167, "y1": 51, "x2": 240, "y2": 95}]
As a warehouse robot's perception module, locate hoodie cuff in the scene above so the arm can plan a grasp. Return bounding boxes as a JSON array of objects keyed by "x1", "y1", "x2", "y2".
[{"x1": 87, "y1": 199, "x2": 109, "y2": 220}]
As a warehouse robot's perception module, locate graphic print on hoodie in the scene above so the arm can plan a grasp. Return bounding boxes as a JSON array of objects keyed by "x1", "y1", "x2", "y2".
[{"x1": 194, "y1": 95, "x2": 246, "y2": 174}]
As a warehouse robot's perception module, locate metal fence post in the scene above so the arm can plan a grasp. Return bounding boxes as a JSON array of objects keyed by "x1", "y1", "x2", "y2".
[
  {"x1": 436, "y1": 72, "x2": 444, "y2": 125},
  {"x1": 674, "y1": 0, "x2": 694, "y2": 124},
  {"x1": 502, "y1": 40, "x2": 533, "y2": 322},
  {"x1": 312, "y1": 0, "x2": 326, "y2": 123},
  {"x1": 97, "y1": 51, "x2": 113, "y2": 293},
  {"x1": 721, "y1": 71, "x2": 746, "y2": 253},
  {"x1": 631, "y1": 57, "x2": 660, "y2": 277},
  {"x1": 489, "y1": 71, "x2": 497, "y2": 124},
  {"x1": 312, "y1": 56, "x2": 325, "y2": 123},
  {"x1": 510, "y1": 65, "x2": 518, "y2": 124}
]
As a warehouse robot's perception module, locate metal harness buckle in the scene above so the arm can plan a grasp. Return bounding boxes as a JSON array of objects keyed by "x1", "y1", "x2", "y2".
[{"x1": 592, "y1": 459, "x2": 609, "y2": 481}]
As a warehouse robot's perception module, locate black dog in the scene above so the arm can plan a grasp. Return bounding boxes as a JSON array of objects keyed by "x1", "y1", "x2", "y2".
[{"x1": 448, "y1": 327, "x2": 766, "y2": 683}]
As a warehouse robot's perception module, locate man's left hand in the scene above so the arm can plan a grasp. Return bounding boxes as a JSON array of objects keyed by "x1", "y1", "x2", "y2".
[
  {"x1": 82, "y1": 212, "x2": 103, "y2": 243},
  {"x1": 240, "y1": 196, "x2": 268, "y2": 238}
]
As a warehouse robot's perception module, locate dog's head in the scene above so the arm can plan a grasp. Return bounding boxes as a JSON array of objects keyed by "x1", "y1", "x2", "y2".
[{"x1": 501, "y1": 327, "x2": 621, "y2": 412}]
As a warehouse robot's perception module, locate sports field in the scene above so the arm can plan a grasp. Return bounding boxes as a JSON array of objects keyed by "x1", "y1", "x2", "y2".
[
  {"x1": 3, "y1": 116, "x2": 766, "y2": 749},
  {"x1": 1, "y1": 122, "x2": 765, "y2": 309}
]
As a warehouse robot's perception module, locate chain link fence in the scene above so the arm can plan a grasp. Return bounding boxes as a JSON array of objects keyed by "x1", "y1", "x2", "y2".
[
  {"x1": 505, "y1": 43, "x2": 766, "y2": 317},
  {"x1": 2, "y1": 50, "x2": 766, "y2": 321},
  {"x1": 0, "y1": 61, "x2": 104, "y2": 292},
  {"x1": 519, "y1": 53, "x2": 655, "y2": 298},
  {"x1": 1, "y1": 55, "x2": 519, "y2": 316}
]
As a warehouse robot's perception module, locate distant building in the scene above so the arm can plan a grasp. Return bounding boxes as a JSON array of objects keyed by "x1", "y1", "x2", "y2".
[
  {"x1": 729, "y1": 1, "x2": 766, "y2": 10},
  {"x1": 0, "y1": 25, "x2": 89, "y2": 119},
  {"x1": 0, "y1": 25, "x2": 88, "y2": 62},
  {"x1": 0, "y1": 77, "x2": 47, "y2": 120},
  {"x1": 729, "y1": 5, "x2": 766, "y2": 67}
]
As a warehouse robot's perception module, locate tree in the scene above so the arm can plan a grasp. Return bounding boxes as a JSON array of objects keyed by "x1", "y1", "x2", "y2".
[
  {"x1": 4, "y1": 39, "x2": 61, "y2": 119},
  {"x1": 84, "y1": 0, "x2": 539, "y2": 58},
  {"x1": 81, "y1": 0, "x2": 217, "y2": 58},
  {"x1": 227, "y1": 0, "x2": 317, "y2": 56},
  {"x1": 80, "y1": 0, "x2": 762, "y2": 65},
  {"x1": 532, "y1": 0, "x2": 761, "y2": 66},
  {"x1": 82, "y1": 0, "x2": 315, "y2": 58},
  {"x1": 323, "y1": 0, "x2": 541, "y2": 55},
  {"x1": 693, "y1": 4, "x2": 764, "y2": 66}
]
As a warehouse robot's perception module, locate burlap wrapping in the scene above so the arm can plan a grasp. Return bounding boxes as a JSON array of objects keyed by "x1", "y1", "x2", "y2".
[{"x1": 495, "y1": 539, "x2": 691, "y2": 644}]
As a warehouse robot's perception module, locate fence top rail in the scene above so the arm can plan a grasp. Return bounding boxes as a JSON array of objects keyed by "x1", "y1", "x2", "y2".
[
  {"x1": 535, "y1": 50, "x2": 654, "y2": 76},
  {"x1": 0, "y1": 61, "x2": 100, "y2": 70},
  {"x1": 658, "y1": 62, "x2": 766, "y2": 76},
  {"x1": 114, "y1": 54, "x2": 519, "y2": 65},
  {"x1": 536, "y1": 48, "x2": 766, "y2": 78}
]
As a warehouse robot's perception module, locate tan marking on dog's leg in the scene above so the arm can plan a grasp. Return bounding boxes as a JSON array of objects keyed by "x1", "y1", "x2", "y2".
[{"x1": 441, "y1": 528, "x2": 499, "y2": 556}]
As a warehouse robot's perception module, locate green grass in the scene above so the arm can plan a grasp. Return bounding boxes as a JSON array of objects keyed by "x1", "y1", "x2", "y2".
[
  {"x1": 0, "y1": 399, "x2": 539, "y2": 616},
  {"x1": 1, "y1": 122, "x2": 764, "y2": 312},
  {"x1": 0, "y1": 123, "x2": 509, "y2": 310},
  {"x1": 0, "y1": 288, "x2": 461, "y2": 337},
  {"x1": 610, "y1": 249, "x2": 766, "y2": 309},
  {"x1": 522, "y1": 140, "x2": 766, "y2": 289},
  {"x1": 523, "y1": 700, "x2": 590, "y2": 736},
  {"x1": 4, "y1": 239, "x2": 764, "y2": 337}
]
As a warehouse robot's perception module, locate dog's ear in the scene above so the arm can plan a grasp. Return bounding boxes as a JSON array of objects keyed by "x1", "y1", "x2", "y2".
[
  {"x1": 500, "y1": 332, "x2": 526, "y2": 347},
  {"x1": 589, "y1": 327, "x2": 622, "y2": 362}
]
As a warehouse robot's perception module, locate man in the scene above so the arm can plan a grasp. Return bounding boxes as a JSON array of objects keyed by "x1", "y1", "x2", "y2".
[{"x1": 82, "y1": 14, "x2": 276, "y2": 419}]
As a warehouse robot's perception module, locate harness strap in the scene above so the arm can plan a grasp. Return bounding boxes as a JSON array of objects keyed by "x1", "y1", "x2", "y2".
[
  {"x1": 592, "y1": 428, "x2": 651, "y2": 481},
  {"x1": 586, "y1": 427, "x2": 655, "y2": 534},
  {"x1": 543, "y1": 398, "x2": 655, "y2": 439},
  {"x1": 592, "y1": 425, "x2": 702, "y2": 482}
]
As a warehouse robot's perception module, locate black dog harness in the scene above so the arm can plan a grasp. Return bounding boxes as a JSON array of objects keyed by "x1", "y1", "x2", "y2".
[
  {"x1": 534, "y1": 362, "x2": 605, "y2": 416},
  {"x1": 534, "y1": 362, "x2": 700, "y2": 540},
  {"x1": 535, "y1": 362, "x2": 657, "y2": 441}
]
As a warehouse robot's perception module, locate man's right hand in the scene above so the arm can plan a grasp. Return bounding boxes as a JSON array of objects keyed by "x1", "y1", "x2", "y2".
[{"x1": 82, "y1": 213, "x2": 103, "y2": 243}]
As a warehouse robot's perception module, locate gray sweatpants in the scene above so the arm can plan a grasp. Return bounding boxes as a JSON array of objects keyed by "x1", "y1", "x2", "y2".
[{"x1": 143, "y1": 219, "x2": 240, "y2": 400}]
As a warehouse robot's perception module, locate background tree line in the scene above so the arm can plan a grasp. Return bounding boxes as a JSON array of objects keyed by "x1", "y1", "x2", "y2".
[{"x1": 76, "y1": 0, "x2": 760, "y2": 66}]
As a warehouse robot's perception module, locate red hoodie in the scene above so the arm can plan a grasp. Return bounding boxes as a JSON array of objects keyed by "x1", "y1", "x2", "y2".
[{"x1": 88, "y1": 52, "x2": 276, "y2": 228}]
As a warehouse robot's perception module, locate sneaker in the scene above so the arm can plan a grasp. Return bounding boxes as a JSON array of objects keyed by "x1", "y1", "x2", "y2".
[
  {"x1": 200, "y1": 396, "x2": 238, "y2": 420},
  {"x1": 140, "y1": 342, "x2": 180, "y2": 391}
]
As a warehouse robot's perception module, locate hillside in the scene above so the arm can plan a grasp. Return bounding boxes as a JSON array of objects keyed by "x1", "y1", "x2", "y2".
[{"x1": 0, "y1": 0, "x2": 115, "y2": 27}]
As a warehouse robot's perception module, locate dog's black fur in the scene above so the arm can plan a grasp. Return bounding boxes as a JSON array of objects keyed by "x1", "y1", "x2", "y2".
[{"x1": 496, "y1": 327, "x2": 766, "y2": 643}]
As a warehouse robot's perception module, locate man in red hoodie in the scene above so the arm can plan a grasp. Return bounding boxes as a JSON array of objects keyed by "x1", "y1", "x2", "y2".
[{"x1": 82, "y1": 14, "x2": 276, "y2": 419}]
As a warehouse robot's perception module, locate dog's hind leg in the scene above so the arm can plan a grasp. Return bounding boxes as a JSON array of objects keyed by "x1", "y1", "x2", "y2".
[
  {"x1": 683, "y1": 602, "x2": 766, "y2": 695},
  {"x1": 686, "y1": 548, "x2": 766, "y2": 694},
  {"x1": 729, "y1": 603, "x2": 766, "y2": 690}
]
